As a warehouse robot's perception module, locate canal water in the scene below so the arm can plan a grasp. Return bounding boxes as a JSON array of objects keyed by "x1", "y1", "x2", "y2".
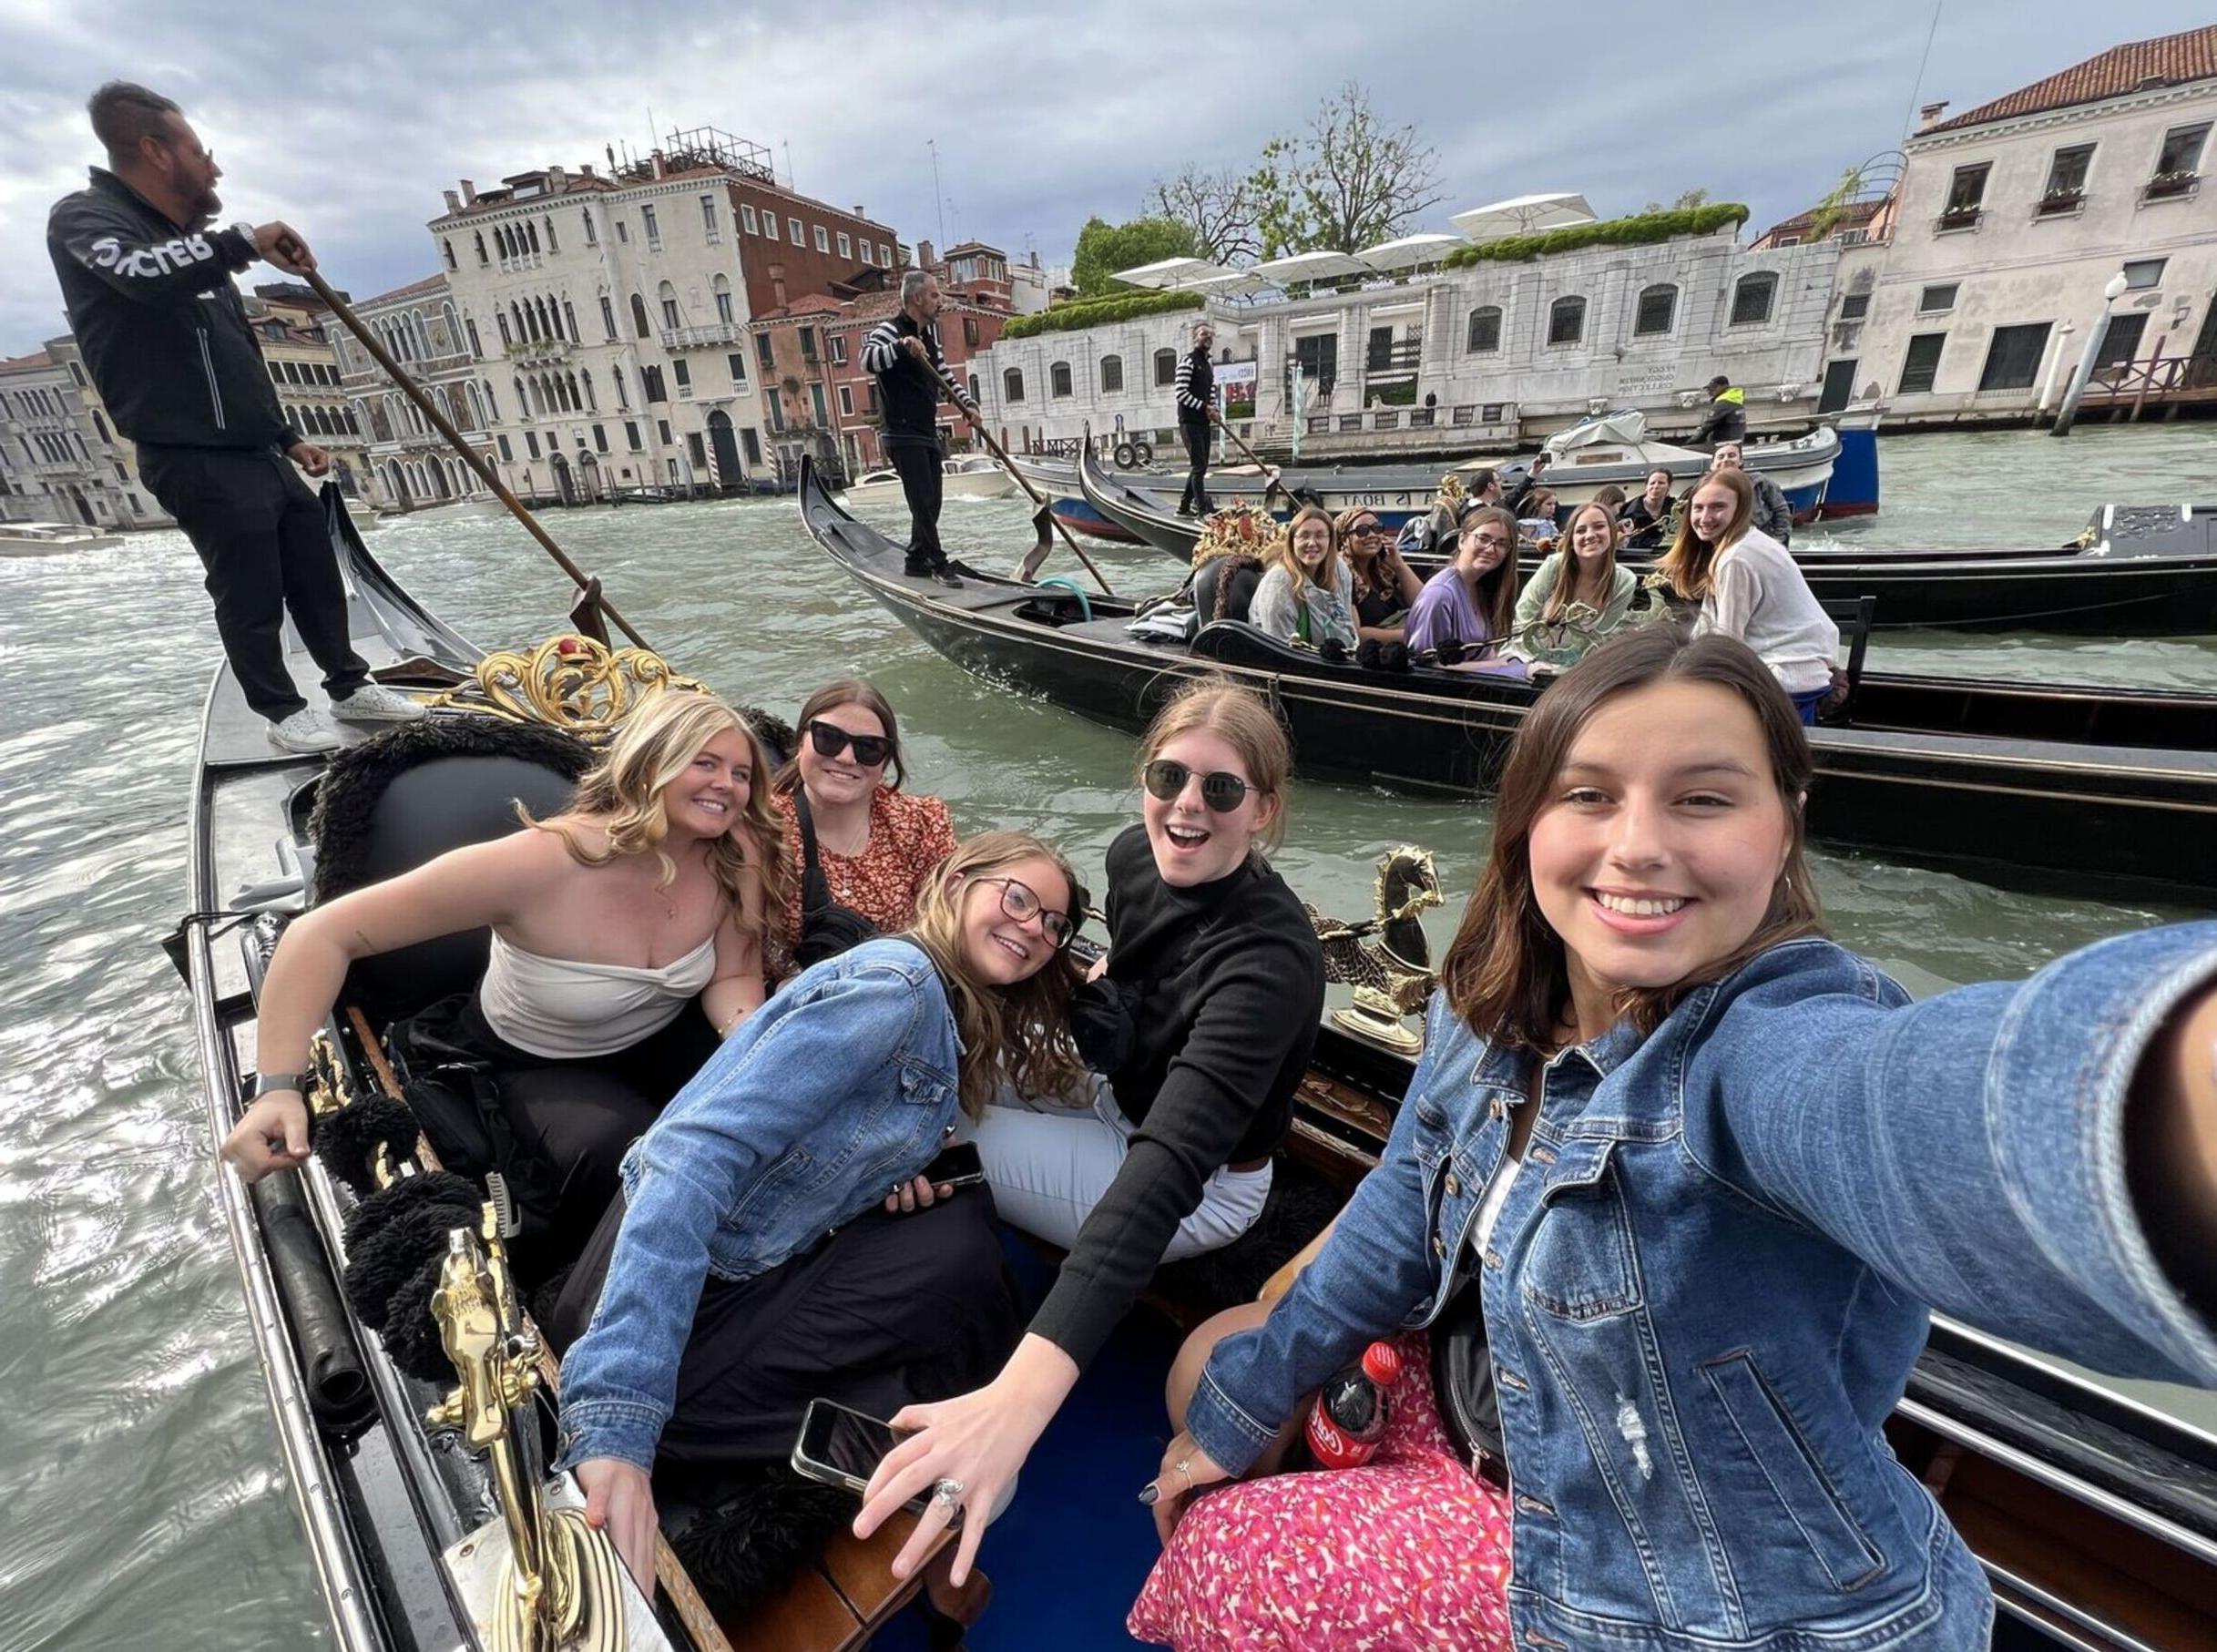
[{"x1": 0, "y1": 424, "x2": 2210, "y2": 1649}]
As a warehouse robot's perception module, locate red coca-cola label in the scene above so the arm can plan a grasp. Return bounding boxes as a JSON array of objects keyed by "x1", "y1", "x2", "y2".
[{"x1": 1305, "y1": 1409, "x2": 1377, "y2": 1470}]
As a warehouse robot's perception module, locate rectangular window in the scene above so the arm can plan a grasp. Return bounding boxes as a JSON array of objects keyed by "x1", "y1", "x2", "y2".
[
  {"x1": 878, "y1": 243, "x2": 892, "y2": 267},
  {"x1": 688, "y1": 432, "x2": 707, "y2": 468},
  {"x1": 701, "y1": 195, "x2": 719, "y2": 241},
  {"x1": 768, "y1": 395, "x2": 785, "y2": 433},
  {"x1": 625, "y1": 420, "x2": 642, "y2": 451},
  {"x1": 599, "y1": 296, "x2": 618, "y2": 341},
  {"x1": 2095, "y1": 310, "x2": 2150, "y2": 369},
  {"x1": 741, "y1": 427, "x2": 761, "y2": 465},
  {"x1": 496, "y1": 433, "x2": 513, "y2": 461},
  {"x1": 1940, "y1": 162, "x2": 1989, "y2": 225},
  {"x1": 2122, "y1": 257, "x2": 2167, "y2": 290},
  {"x1": 838, "y1": 384, "x2": 853, "y2": 416},
  {"x1": 810, "y1": 382, "x2": 829, "y2": 425},
  {"x1": 757, "y1": 332, "x2": 775, "y2": 371},
  {"x1": 673, "y1": 359, "x2": 691, "y2": 393},
  {"x1": 964, "y1": 317, "x2": 980, "y2": 347},
  {"x1": 616, "y1": 219, "x2": 628, "y2": 243},
  {"x1": 1917, "y1": 283, "x2": 1958, "y2": 313},
  {"x1": 2153, "y1": 122, "x2": 2209, "y2": 179},
  {"x1": 837, "y1": 232, "x2": 852, "y2": 260},
  {"x1": 741, "y1": 203, "x2": 759, "y2": 233},
  {"x1": 1293, "y1": 332, "x2": 1338, "y2": 392},
  {"x1": 814, "y1": 225, "x2": 830, "y2": 253},
  {"x1": 1365, "y1": 326, "x2": 1395, "y2": 370},
  {"x1": 1838, "y1": 292, "x2": 1871, "y2": 321},
  {"x1": 859, "y1": 240, "x2": 874, "y2": 266},
  {"x1": 830, "y1": 335, "x2": 847, "y2": 365},
  {"x1": 524, "y1": 430, "x2": 541, "y2": 459},
  {"x1": 1897, "y1": 332, "x2": 1946, "y2": 394},
  {"x1": 591, "y1": 423, "x2": 608, "y2": 453},
  {"x1": 789, "y1": 216, "x2": 803, "y2": 243},
  {"x1": 763, "y1": 213, "x2": 779, "y2": 241},
  {"x1": 1977, "y1": 321, "x2": 2050, "y2": 392},
  {"x1": 642, "y1": 205, "x2": 661, "y2": 249},
  {"x1": 799, "y1": 326, "x2": 818, "y2": 362},
  {"x1": 715, "y1": 287, "x2": 735, "y2": 324},
  {"x1": 658, "y1": 418, "x2": 672, "y2": 444},
  {"x1": 2040, "y1": 144, "x2": 2095, "y2": 209},
  {"x1": 728, "y1": 352, "x2": 749, "y2": 388}
]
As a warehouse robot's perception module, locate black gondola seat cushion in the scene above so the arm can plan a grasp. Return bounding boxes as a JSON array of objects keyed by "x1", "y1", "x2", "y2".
[
  {"x1": 1191, "y1": 555, "x2": 1265, "y2": 628},
  {"x1": 307, "y1": 715, "x2": 597, "y2": 1024}
]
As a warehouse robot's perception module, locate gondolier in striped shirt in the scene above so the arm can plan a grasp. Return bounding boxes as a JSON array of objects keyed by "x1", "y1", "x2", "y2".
[
  {"x1": 862, "y1": 270, "x2": 982, "y2": 588},
  {"x1": 1174, "y1": 320, "x2": 1216, "y2": 517}
]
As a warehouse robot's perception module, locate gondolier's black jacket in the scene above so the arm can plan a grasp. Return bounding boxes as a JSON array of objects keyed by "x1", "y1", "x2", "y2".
[
  {"x1": 46, "y1": 168, "x2": 299, "y2": 453},
  {"x1": 861, "y1": 311, "x2": 976, "y2": 450}
]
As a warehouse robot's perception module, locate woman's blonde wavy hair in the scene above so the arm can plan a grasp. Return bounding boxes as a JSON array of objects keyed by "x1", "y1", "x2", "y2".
[
  {"x1": 520, "y1": 688, "x2": 790, "y2": 937},
  {"x1": 902, "y1": 830, "x2": 1088, "y2": 1116}
]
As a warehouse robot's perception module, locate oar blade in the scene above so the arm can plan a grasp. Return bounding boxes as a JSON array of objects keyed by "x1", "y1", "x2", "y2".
[{"x1": 1014, "y1": 502, "x2": 1056, "y2": 583}]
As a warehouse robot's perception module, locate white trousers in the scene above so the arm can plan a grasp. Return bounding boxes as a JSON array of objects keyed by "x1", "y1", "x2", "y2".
[{"x1": 962, "y1": 1075, "x2": 1272, "y2": 1259}]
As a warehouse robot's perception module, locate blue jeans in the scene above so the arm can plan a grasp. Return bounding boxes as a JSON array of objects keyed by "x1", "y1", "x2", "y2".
[{"x1": 1791, "y1": 686, "x2": 1825, "y2": 724}]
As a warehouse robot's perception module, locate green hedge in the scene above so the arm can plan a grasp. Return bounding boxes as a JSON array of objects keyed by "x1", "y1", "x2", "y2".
[
  {"x1": 1001, "y1": 289, "x2": 1204, "y2": 339},
  {"x1": 1440, "y1": 204, "x2": 1750, "y2": 268}
]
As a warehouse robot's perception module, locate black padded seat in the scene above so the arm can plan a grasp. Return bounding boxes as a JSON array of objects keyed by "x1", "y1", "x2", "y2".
[{"x1": 1191, "y1": 555, "x2": 1265, "y2": 627}]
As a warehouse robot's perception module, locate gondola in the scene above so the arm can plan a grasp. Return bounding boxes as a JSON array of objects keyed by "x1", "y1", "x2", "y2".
[
  {"x1": 805, "y1": 455, "x2": 2217, "y2": 908},
  {"x1": 1075, "y1": 445, "x2": 2217, "y2": 636},
  {"x1": 182, "y1": 484, "x2": 2217, "y2": 1652}
]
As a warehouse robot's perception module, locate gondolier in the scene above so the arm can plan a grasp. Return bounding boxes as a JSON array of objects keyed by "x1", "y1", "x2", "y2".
[
  {"x1": 1174, "y1": 321, "x2": 1216, "y2": 517},
  {"x1": 862, "y1": 270, "x2": 981, "y2": 588},
  {"x1": 47, "y1": 81, "x2": 421, "y2": 752}
]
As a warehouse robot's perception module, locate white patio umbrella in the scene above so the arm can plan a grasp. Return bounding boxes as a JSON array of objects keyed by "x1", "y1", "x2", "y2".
[
  {"x1": 1112, "y1": 256, "x2": 1235, "y2": 290},
  {"x1": 1449, "y1": 192, "x2": 1597, "y2": 242},
  {"x1": 1251, "y1": 249, "x2": 1369, "y2": 283},
  {"x1": 1355, "y1": 232, "x2": 1465, "y2": 271}
]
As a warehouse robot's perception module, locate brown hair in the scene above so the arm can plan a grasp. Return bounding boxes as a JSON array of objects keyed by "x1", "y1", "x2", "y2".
[
  {"x1": 1438, "y1": 627, "x2": 1823, "y2": 1050},
  {"x1": 523, "y1": 688, "x2": 789, "y2": 938},
  {"x1": 1270, "y1": 505, "x2": 1341, "y2": 609},
  {"x1": 1591, "y1": 484, "x2": 1627, "y2": 513},
  {"x1": 776, "y1": 678, "x2": 907, "y2": 793},
  {"x1": 1456, "y1": 504, "x2": 1523, "y2": 642},
  {"x1": 88, "y1": 82, "x2": 180, "y2": 166},
  {"x1": 1658, "y1": 467, "x2": 1753, "y2": 600},
  {"x1": 1138, "y1": 676, "x2": 1292, "y2": 853},
  {"x1": 1543, "y1": 502, "x2": 1621, "y2": 621},
  {"x1": 904, "y1": 830, "x2": 1088, "y2": 1115}
]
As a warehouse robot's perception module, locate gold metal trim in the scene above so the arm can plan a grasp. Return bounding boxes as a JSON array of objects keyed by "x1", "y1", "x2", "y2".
[{"x1": 429, "y1": 634, "x2": 707, "y2": 741}]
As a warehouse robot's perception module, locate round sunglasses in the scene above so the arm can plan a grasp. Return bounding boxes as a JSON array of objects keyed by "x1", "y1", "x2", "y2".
[
  {"x1": 976, "y1": 876, "x2": 1076, "y2": 949},
  {"x1": 806, "y1": 719, "x2": 892, "y2": 768},
  {"x1": 1142, "y1": 758, "x2": 1251, "y2": 813}
]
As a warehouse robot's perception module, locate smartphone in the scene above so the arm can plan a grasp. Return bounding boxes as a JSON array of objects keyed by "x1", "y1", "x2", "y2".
[
  {"x1": 792, "y1": 1398, "x2": 952, "y2": 1519},
  {"x1": 919, "y1": 1139, "x2": 986, "y2": 1191}
]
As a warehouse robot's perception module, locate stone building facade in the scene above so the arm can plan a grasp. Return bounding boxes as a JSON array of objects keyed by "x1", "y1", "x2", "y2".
[
  {"x1": 247, "y1": 285, "x2": 373, "y2": 501},
  {"x1": 0, "y1": 346, "x2": 150, "y2": 529},
  {"x1": 333, "y1": 272, "x2": 497, "y2": 510}
]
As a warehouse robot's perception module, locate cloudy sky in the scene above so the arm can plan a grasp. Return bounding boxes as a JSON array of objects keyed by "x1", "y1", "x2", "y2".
[{"x1": 2, "y1": 0, "x2": 2209, "y2": 353}]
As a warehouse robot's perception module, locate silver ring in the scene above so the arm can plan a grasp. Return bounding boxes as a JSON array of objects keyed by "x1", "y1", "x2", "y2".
[{"x1": 930, "y1": 1476, "x2": 965, "y2": 1511}]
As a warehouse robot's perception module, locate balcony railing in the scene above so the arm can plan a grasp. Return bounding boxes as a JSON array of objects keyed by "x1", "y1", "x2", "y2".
[
  {"x1": 507, "y1": 338, "x2": 574, "y2": 366},
  {"x1": 2034, "y1": 189, "x2": 2084, "y2": 217},
  {"x1": 2140, "y1": 171, "x2": 2199, "y2": 202},
  {"x1": 1935, "y1": 205, "x2": 1984, "y2": 232},
  {"x1": 663, "y1": 322, "x2": 744, "y2": 349},
  {"x1": 1363, "y1": 339, "x2": 1424, "y2": 373}
]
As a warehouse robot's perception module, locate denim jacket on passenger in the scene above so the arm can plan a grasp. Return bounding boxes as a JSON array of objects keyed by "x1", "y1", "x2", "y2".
[
  {"x1": 1187, "y1": 923, "x2": 2217, "y2": 1652},
  {"x1": 556, "y1": 938, "x2": 962, "y2": 1473}
]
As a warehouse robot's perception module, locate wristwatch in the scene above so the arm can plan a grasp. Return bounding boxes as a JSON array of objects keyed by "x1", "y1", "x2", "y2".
[
  {"x1": 229, "y1": 221, "x2": 261, "y2": 266},
  {"x1": 250, "y1": 1071, "x2": 308, "y2": 1099}
]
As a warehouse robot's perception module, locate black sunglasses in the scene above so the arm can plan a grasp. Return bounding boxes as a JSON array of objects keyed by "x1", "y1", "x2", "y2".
[
  {"x1": 976, "y1": 876, "x2": 1077, "y2": 950},
  {"x1": 1142, "y1": 758, "x2": 1251, "y2": 813},
  {"x1": 806, "y1": 719, "x2": 892, "y2": 768}
]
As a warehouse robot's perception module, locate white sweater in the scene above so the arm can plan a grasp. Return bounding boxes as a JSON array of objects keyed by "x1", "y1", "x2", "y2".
[{"x1": 1695, "y1": 529, "x2": 1837, "y2": 695}]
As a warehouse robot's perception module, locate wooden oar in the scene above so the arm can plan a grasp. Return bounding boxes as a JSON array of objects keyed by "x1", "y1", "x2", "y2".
[
  {"x1": 297, "y1": 266, "x2": 648, "y2": 649},
  {"x1": 915, "y1": 354, "x2": 1115, "y2": 596},
  {"x1": 1210, "y1": 414, "x2": 1290, "y2": 511}
]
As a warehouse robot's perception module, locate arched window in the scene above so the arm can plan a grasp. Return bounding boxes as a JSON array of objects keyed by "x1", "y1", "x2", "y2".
[
  {"x1": 566, "y1": 371, "x2": 582, "y2": 411},
  {"x1": 630, "y1": 293, "x2": 650, "y2": 338},
  {"x1": 1548, "y1": 295, "x2": 1586, "y2": 346},
  {"x1": 659, "y1": 280, "x2": 681, "y2": 330},
  {"x1": 969, "y1": 373, "x2": 980, "y2": 404},
  {"x1": 1466, "y1": 305, "x2": 1502, "y2": 352},
  {"x1": 465, "y1": 382, "x2": 485, "y2": 428},
  {"x1": 1099, "y1": 354, "x2": 1123, "y2": 393},
  {"x1": 526, "y1": 220, "x2": 542, "y2": 255},
  {"x1": 535, "y1": 298, "x2": 553, "y2": 340},
  {"x1": 581, "y1": 370, "x2": 596, "y2": 412},
  {"x1": 473, "y1": 231, "x2": 487, "y2": 265},
  {"x1": 496, "y1": 225, "x2": 512, "y2": 259},
  {"x1": 1050, "y1": 361, "x2": 1073, "y2": 398},
  {"x1": 1153, "y1": 348, "x2": 1179, "y2": 387},
  {"x1": 465, "y1": 317, "x2": 484, "y2": 357},
  {"x1": 612, "y1": 365, "x2": 628, "y2": 409},
  {"x1": 581, "y1": 207, "x2": 597, "y2": 245},
  {"x1": 440, "y1": 301, "x2": 461, "y2": 353},
  {"x1": 1003, "y1": 368, "x2": 1026, "y2": 403},
  {"x1": 543, "y1": 215, "x2": 558, "y2": 253},
  {"x1": 482, "y1": 380, "x2": 498, "y2": 422},
  {"x1": 562, "y1": 300, "x2": 577, "y2": 342},
  {"x1": 514, "y1": 375, "x2": 530, "y2": 415},
  {"x1": 1633, "y1": 283, "x2": 1678, "y2": 337},
  {"x1": 442, "y1": 238, "x2": 457, "y2": 270},
  {"x1": 713, "y1": 273, "x2": 734, "y2": 325},
  {"x1": 1730, "y1": 271, "x2": 1778, "y2": 327}
]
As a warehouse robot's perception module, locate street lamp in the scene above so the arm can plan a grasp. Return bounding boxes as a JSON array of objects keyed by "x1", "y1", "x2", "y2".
[{"x1": 2052, "y1": 269, "x2": 2131, "y2": 437}]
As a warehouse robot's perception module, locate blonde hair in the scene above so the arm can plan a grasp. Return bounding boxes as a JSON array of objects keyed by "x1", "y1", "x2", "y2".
[
  {"x1": 904, "y1": 831, "x2": 1088, "y2": 1116},
  {"x1": 1545, "y1": 502, "x2": 1621, "y2": 621},
  {"x1": 1138, "y1": 676, "x2": 1292, "y2": 853},
  {"x1": 521, "y1": 689, "x2": 789, "y2": 938},
  {"x1": 1269, "y1": 505, "x2": 1341, "y2": 610},
  {"x1": 1658, "y1": 467, "x2": 1754, "y2": 601}
]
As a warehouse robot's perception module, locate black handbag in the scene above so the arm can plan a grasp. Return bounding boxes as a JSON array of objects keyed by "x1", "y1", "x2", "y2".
[
  {"x1": 790, "y1": 790, "x2": 881, "y2": 971},
  {"x1": 1430, "y1": 1270, "x2": 1509, "y2": 1489}
]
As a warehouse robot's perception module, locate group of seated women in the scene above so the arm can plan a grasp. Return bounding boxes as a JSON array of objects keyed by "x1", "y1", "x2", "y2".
[{"x1": 219, "y1": 624, "x2": 2217, "y2": 1652}]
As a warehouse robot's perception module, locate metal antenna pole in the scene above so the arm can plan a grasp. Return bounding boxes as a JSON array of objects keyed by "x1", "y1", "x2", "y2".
[{"x1": 929, "y1": 139, "x2": 947, "y2": 249}]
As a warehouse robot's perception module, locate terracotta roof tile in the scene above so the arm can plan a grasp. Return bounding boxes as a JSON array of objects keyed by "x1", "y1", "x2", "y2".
[
  {"x1": 0, "y1": 351, "x2": 55, "y2": 373},
  {"x1": 358, "y1": 273, "x2": 448, "y2": 306},
  {"x1": 1926, "y1": 25, "x2": 2217, "y2": 133}
]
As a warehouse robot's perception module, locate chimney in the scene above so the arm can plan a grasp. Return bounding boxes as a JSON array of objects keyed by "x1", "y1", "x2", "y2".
[
  {"x1": 443, "y1": 189, "x2": 461, "y2": 213},
  {"x1": 854, "y1": 204, "x2": 865, "y2": 216},
  {"x1": 1918, "y1": 101, "x2": 1949, "y2": 130},
  {"x1": 651, "y1": 149, "x2": 667, "y2": 180},
  {"x1": 548, "y1": 165, "x2": 567, "y2": 192},
  {"x1": 580, "y1": 162, "x2": 597, "y2": 179},
  {"x1": 917, "y1": 239, "x2": 935, "y2": 270},
  {"x1": 460, "y1": 178, "x2": 478, "y2": 205}
]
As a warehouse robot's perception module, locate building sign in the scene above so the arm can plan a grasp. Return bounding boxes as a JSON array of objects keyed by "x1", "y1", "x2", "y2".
[{"x1": 1217, "y1": 359, "x2": 1258, "y2": 420}]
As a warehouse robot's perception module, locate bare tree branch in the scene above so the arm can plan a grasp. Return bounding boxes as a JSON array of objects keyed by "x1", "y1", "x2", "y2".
[{"x1": 1149, "y1": 165, "x2": 1261, "y2": 266}]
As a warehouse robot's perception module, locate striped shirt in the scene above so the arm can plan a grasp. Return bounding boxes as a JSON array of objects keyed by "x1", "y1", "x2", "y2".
[
  {"x1": 862, "y1": 311, "x2": 976, "y2": 443},
  {"x1": 1173, "y1": 344, "x2": 1213, "y2": 418}
]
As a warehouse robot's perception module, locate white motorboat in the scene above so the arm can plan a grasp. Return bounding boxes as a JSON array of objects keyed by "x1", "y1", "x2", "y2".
[
  {"x1": 842, "y1": 454, "x2": 1017, "y2": 505},
  {"x1": 0, "y1": 519, "x2": 124, "y2": 555}
]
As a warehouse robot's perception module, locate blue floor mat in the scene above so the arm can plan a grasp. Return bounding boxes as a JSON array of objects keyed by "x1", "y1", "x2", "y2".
[{"x1": 871, "y1": 1233, "x2": 1183, "y2": 1649}]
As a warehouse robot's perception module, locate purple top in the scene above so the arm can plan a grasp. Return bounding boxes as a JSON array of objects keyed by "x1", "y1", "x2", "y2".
[{"x1": 1405, "y1": 567, "x2": 1497, "y2": 653}]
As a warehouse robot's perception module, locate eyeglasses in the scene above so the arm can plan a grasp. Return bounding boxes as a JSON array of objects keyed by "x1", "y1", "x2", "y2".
[
  {"x1": 806, "y1": 719, "x2": 892, "y2": 768},
  {"x1": 976, "y1": 876, "x2": 1076, "y2": 949},
  {"x1": 1142, "y1": 758, "x2": 1251, "y2": 813},
  {"x1": 1466, "y1": 532, "x2": 1513, "y2": 551}
]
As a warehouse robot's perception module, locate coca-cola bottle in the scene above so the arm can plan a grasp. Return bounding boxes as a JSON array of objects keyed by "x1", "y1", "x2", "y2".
[{"x1": 1303, "y1": 1341, "x2": 1402, "y2": 1469}]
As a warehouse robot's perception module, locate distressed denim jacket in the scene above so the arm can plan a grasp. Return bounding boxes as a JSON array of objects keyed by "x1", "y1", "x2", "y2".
[
  {"x1": 1188, "y1": 925, "x2": 2217, "y2": 1651},
  {"x1": 557, "y1": 938, "x2": 962, "y2": 1472}
]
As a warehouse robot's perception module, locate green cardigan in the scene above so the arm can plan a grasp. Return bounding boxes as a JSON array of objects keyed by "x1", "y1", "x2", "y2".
[{"x1": 1507, "y1": 556, "x2": 1644, "y2": 668}]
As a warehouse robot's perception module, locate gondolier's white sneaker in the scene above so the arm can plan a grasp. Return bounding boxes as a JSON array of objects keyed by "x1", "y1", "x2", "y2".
[
  {"x1": 330, "y1": 683, "x2": 426, "y2": 722},
  {"x1": 267, "y1": 709, "x2": 342, "y2": 753}
]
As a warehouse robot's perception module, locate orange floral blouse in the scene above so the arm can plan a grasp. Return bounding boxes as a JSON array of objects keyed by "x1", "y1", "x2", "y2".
[{"x1": 770, "y1": 785, "x2": 959, "y2": 971}]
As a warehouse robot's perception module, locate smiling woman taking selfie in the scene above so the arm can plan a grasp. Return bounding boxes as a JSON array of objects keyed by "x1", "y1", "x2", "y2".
[{"x1": 1145, "y1": 627, "x2": 2217, "y2": 1652}]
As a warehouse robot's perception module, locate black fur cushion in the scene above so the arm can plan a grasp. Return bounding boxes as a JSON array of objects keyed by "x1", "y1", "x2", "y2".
[
  {"x1": 380, "y1": 1251, "x2": 458, "y2": 1384},
  {"x1": 669, "y1": 1463, "x2": 857, "y2": 1620},
  {"x1": 314, "y1": 1094, "x2": 423, "y2": 1196},
  {"x1": 344, "y1": 1196, "x2": 483, "y2": 1332},
  {"x1": 341, "y1": 1170, "x2": 483, "y2": 1252},
  {"x1": 1150, "y1": 1157, "x2": 1343, "y2": 1314}
]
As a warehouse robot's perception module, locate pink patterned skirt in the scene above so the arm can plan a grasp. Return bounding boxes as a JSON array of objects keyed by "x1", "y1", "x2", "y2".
[{"x1": 1129, "y1": 1332, "x2": 1516, "y2": 1651}]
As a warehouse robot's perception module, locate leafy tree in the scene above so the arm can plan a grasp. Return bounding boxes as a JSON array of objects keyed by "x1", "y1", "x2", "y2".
[
  {"x1": 1149, "y1": 165, "x2": 1260, "y2": 266},
  {"x1": 1640, "y1": 187, "x2": 1713, "y2": 212},
  {"x1": 1068, "y1": 215, "x2": 1198, "y2": 298},
  {"x1": 1245, "y1": 82, "x2": 1445, "y2": 256}
]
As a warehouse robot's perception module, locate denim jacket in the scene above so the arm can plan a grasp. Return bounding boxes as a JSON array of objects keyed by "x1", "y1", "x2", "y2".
[
  {"x1": 557, "y1": 938, "x2": 962, "y2": 1472},
  {"x1": 1188, "y1": 924, "x2": 2217, "y2": 1651}
]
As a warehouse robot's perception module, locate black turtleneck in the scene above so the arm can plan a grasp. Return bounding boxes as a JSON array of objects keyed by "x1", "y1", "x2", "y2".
[{"x1": 1029, "y1": 823, "x2": 1324, "y2": 1369}]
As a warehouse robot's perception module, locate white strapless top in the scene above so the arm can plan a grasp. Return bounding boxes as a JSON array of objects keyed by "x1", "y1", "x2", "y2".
[{"x1": 477, "y1": 929, "x2": 717, "y2": 1058}]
